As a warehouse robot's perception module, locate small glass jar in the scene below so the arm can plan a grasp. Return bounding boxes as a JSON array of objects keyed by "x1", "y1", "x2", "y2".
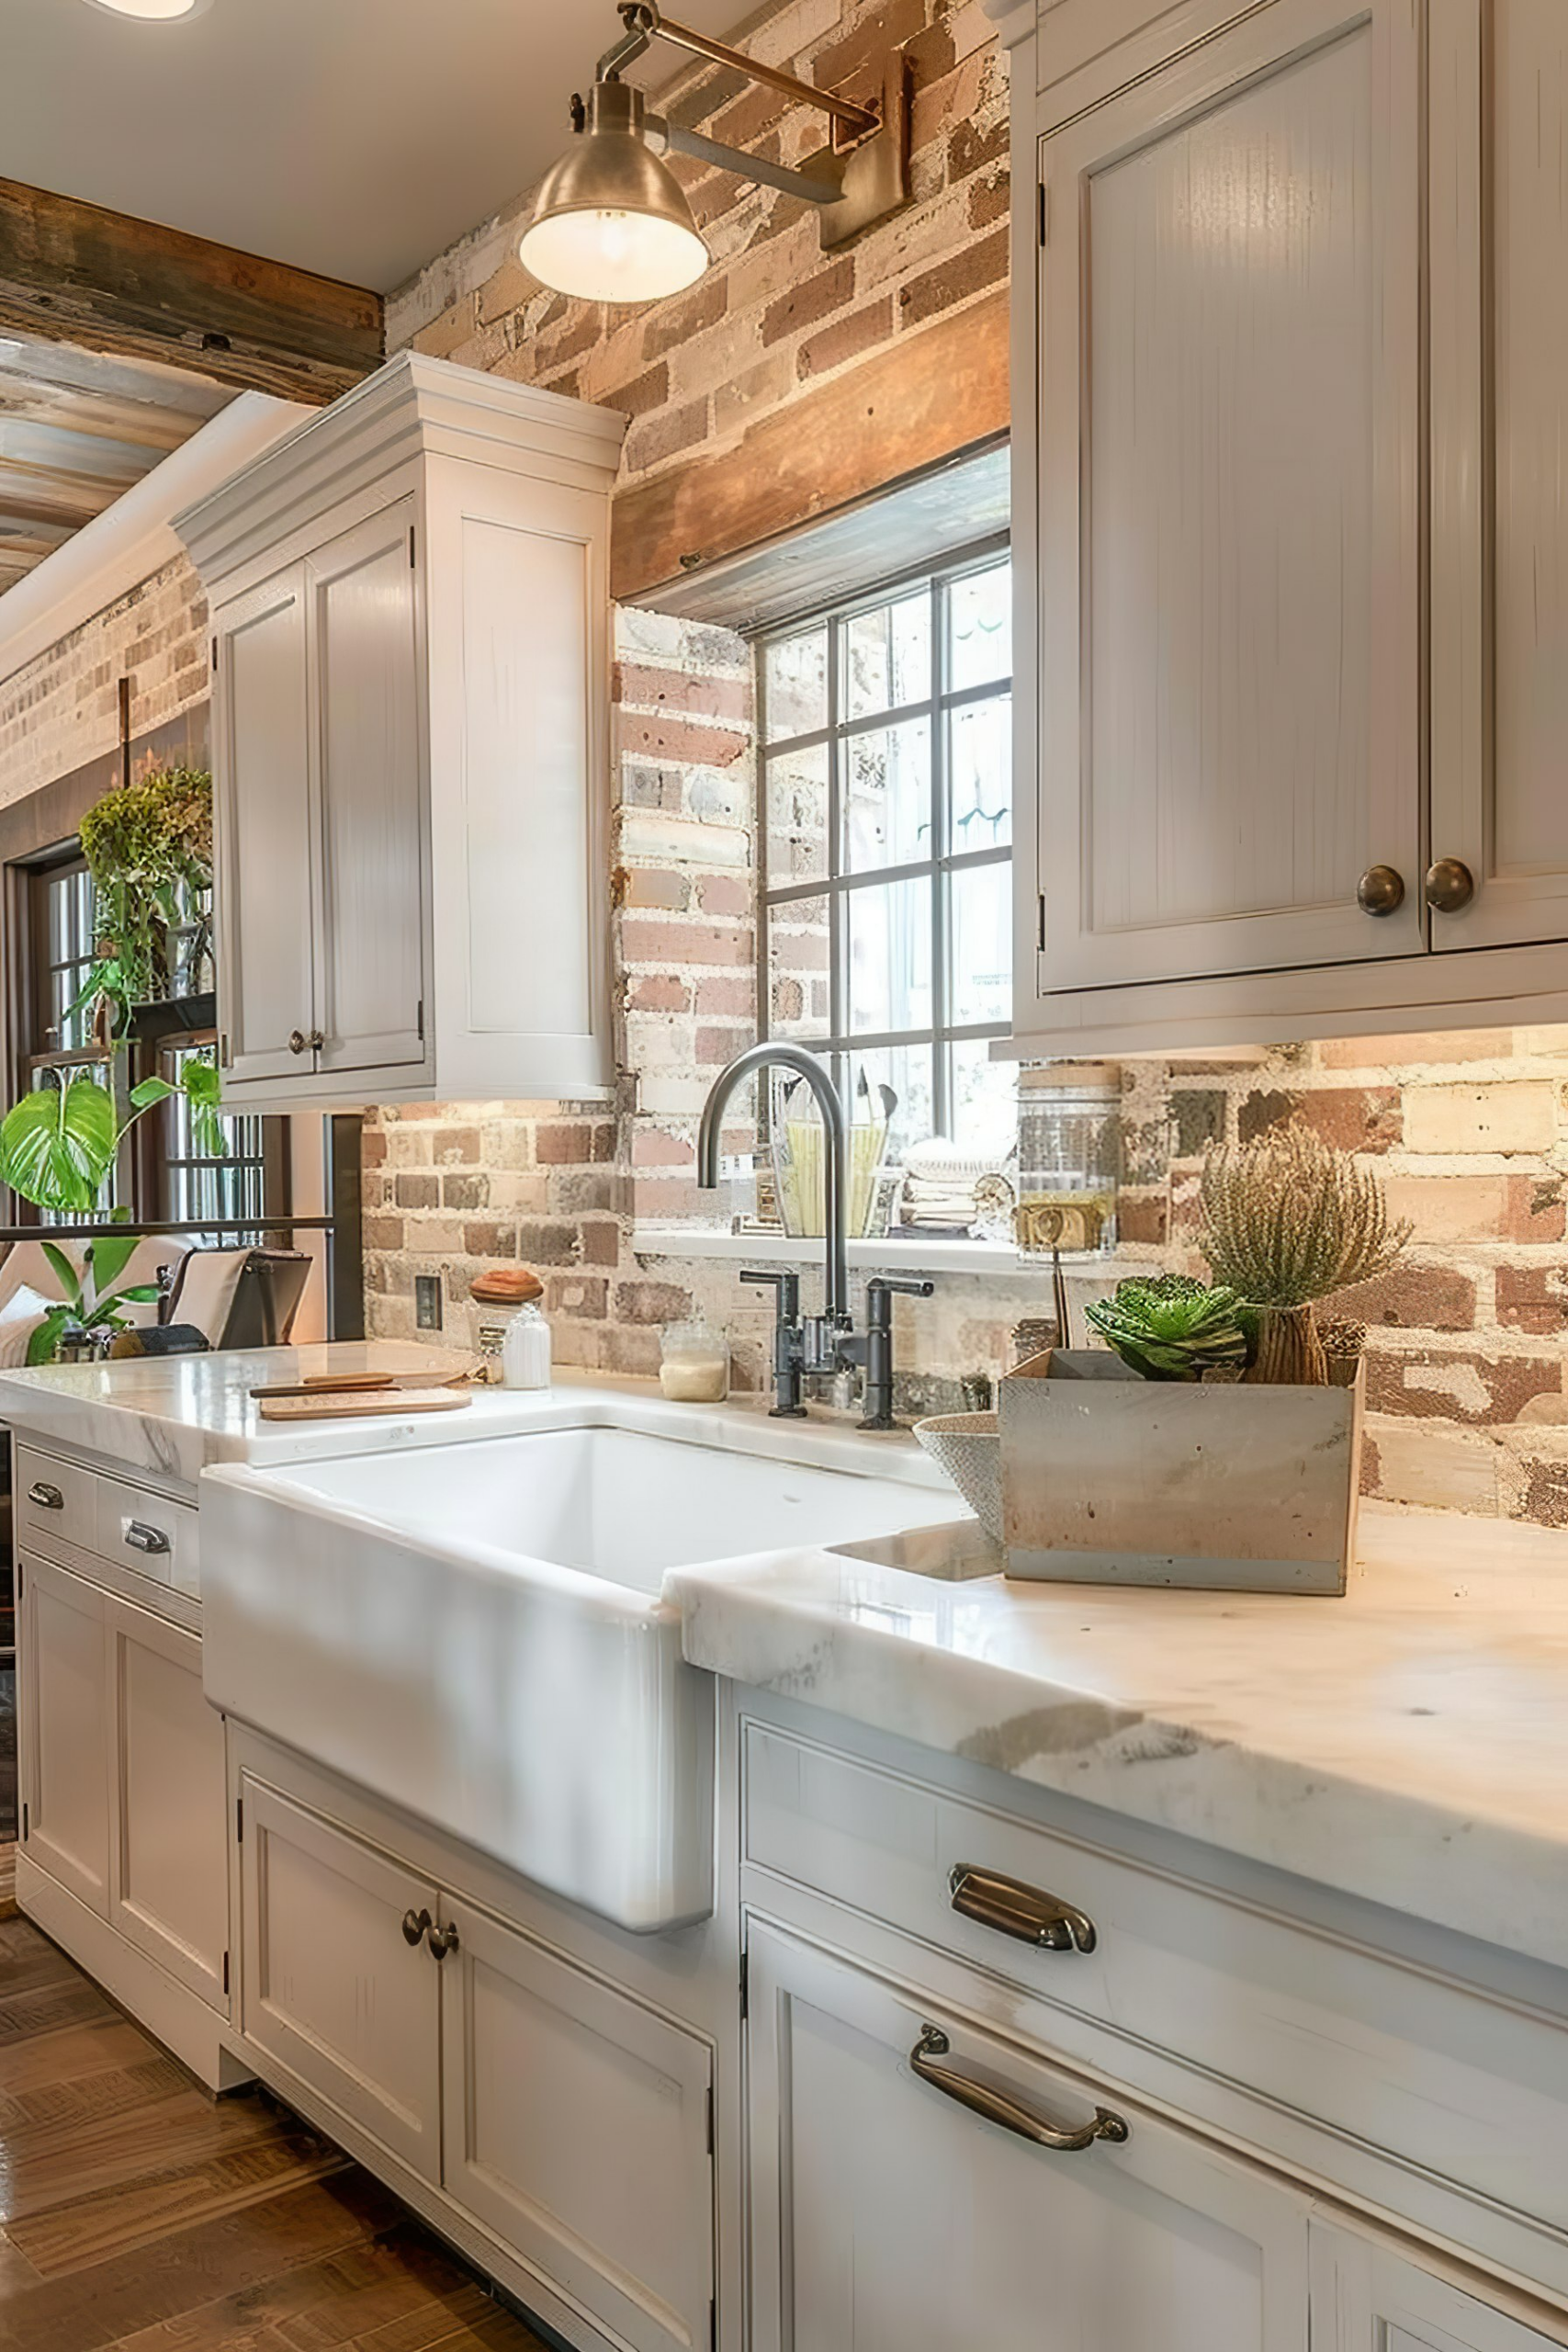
[
  {"x1": 501, "y1": 1302, "x2": 551, "y2": 1392},
  {"x1": 1016, "y1": 1062, "x2": 1122, "y2": 1254},
  {"x1": 660, "y1": 1321, "x2": 729, "y2": 1404}
]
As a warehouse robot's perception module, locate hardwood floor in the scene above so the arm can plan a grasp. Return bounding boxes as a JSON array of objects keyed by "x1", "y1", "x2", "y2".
[{"x1": 0, "y1": 1914, "x2": 552, "y2": 2350}]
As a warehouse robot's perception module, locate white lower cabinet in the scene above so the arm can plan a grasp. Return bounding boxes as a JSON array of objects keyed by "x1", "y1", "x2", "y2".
[
  {"x1": 1313, "y1": 2221, "x2": 1568, "y2": 2352},
  {"x1": 440, "y1": 1896, "x2": 714, "y2": 2352},
  {"x1": 744, "y1": 1920, "x2": 1310, "y2": 2352},
  {"x1": 240, "y1": 1782, "x2": 444, "y2": 2184},
  {"x1": 238, "y1": 1777, "x2": 715, "y2": 2352},
  {"x1": 107, "y1": 1591, "x2": 228, "y2": 2007},
  {"x1": 18, "y1": 1552, "x2": 111, "y2": 1914}
]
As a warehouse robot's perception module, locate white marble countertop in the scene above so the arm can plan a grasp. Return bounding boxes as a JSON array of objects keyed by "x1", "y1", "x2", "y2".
[
  {"x1": 6, "y1": 1342, "x2": 1568, "y2": 1972},
  {"x1": 0, "y1": 1343, "x2": 954, "y2": 1495},
  {"x1": 671, "y1": 1505, "x2": 1568, "y2": 1972}
]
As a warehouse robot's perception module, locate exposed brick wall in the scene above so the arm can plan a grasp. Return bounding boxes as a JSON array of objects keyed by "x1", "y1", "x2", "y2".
[
  {"x1": 0, "y1": 557, "x2": 209, "y2": 810},
  {"x1": 388, "y1": 0, "x2": 1008, "y2": 486},
  {"x1": 1118, "y1": 1039, "x2": 1568, "y2": 1522}
]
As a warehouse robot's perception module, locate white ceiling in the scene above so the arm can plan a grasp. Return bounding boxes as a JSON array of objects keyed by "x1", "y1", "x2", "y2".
[{"x1": 4, "y1": 0, "x2": 749, "y2": 294}]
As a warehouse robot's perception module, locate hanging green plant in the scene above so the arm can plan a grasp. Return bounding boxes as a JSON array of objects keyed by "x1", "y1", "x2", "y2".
[{"x1": 74, "y1": 766, "x2": 214, "y2": 1035}]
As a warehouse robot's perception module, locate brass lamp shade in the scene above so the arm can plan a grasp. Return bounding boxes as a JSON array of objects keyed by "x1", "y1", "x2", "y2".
[{"x1": 520, "y1": 79, "x2": 708, "y2": 304}]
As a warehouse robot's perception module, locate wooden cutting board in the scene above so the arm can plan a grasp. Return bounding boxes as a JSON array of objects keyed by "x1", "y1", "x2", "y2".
[{"x1": 257, "y1": 1388, "x2": 473, "y2": 1422}]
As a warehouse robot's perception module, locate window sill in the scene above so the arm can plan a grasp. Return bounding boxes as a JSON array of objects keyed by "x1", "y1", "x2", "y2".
[{"x1": 628, "y1": 1224, "x2": 1109, "y2": 1278}]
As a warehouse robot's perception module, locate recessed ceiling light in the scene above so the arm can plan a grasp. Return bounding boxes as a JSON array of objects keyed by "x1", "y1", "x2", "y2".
[{"x1": 82, "y1": 0, "x2": 213, "y2": 20}]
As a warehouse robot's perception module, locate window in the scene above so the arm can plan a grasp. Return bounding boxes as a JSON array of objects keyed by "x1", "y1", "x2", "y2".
[
  {"x1": 15, "y1": 842, "x2": 285, "y2": 1243},
  {"x1": 759, "y1": 548, "x2": 1014, "y2": 1165}
]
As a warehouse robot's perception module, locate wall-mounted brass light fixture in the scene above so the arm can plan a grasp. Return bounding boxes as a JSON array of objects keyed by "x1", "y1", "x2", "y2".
[{"x1": 519, "y1": 1, "x2": 910, "y2": 304}]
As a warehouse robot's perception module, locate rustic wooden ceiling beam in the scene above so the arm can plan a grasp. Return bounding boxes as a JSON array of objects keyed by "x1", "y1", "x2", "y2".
[{"x1": 0, "y1": 179, "x2": 383, "y2": 406}]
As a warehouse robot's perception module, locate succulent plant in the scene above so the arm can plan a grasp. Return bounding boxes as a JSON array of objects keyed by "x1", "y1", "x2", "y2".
[{"x1": 1085, "y1": 1273, "x2": 1257, "y2": 1383}]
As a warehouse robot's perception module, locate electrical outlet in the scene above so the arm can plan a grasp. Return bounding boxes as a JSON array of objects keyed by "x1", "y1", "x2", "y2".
[{"x1": 415, "y1": 1274, "x2": 443, "y2": 1332}]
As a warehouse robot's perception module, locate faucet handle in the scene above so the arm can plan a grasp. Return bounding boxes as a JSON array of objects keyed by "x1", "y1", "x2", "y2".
[{"x1": 741, "y1": 1268, "x2": 801, "y2": 1318}]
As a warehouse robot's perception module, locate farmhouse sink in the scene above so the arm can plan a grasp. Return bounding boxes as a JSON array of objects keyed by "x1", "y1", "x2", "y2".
[{"x1": 198, "y1": 1397, "x2": 974, "y2": 1931}]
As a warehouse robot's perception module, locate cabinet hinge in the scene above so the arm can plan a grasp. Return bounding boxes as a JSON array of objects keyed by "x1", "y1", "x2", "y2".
[
  {"x1": 1038, "y1": 182, "x2": 1049, "y2": 245},
  {"x1": 705, "y1": 2082, "x2": 714, "y2": 2156},
  {"x1": 222, "y1": 1950, "x2": 230, "y2": 1996},
  {"x1": 1037, "y1": 894, "x2": 1046, "y2": 952},
  {"x1": 20, "y1": 1804, "x2": 28, "y2": 1844},
  {"x1": 739, "y1": 1948, "x2": 749, "y2": 2022},
  {"x1": 235, "y1": 1795, "x2": 244, "y2": 1844},
  {"x1": 210, "y1": 637, "x2": 218, "y2": 675},
  {"x1": 710, "y1": 2298, "x2": 717, "y2": 2352},
  {"x1": 409, "y1": 524, "x2": 416, "y2": 569},
  {"x1": 416, "y1": 997, "x2": 425, "y2": 1043},
  {"x1": 14, "y1": 1560, "x2": 20, "y2": 1600}
]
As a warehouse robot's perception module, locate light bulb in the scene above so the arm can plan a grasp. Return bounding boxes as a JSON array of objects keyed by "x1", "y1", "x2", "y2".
[{"x1": 82, "y1": 0, "x2": 213, "y2": 21}]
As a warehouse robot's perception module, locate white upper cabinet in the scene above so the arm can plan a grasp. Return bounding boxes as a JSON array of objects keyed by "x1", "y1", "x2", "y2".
[
  {"x1": 1429, "y1": 0, "x2": 1568, "y2": 953},
  {"x1": 1037, "y1": 0, "x2": 1423, "y2": 991},
  {"x1": 1003, "y1": 0, "x2": 1568, "y2": 1052},
  {"x1": 179, "y1": 354, "x2": 626, "y2": 1109}
]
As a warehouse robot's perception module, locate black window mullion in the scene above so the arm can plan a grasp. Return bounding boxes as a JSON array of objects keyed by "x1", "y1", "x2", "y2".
[{"x1": 931, "y1": 569, "x2": 951, "y2": 1137}]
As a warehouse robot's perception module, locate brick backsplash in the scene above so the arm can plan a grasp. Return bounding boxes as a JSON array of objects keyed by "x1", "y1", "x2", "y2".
[{"x1": 0, "y1": 557, "x2": 208, "y2": 808}]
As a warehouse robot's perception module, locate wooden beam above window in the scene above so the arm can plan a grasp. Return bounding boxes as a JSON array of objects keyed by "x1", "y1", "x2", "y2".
[
  {"x1": 0, "y1": 178, "x2": 383, "y2": 407},
  {"x1": 610, "y1": 288, "x2": 1010, "y2": 606}
]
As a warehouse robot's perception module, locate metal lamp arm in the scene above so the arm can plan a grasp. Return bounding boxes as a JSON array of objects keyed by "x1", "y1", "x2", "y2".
[{"x1": 615, "y1": 2, "x2": 881, "y2": 137}]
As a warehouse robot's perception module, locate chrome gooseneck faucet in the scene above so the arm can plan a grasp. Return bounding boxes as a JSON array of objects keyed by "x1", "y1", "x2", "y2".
[{"x1": 696, "y1": 1043, "x2": 931, "y2": 1426}]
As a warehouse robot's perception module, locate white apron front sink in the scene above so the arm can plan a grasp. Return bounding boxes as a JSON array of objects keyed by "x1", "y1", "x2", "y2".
[{"x1": 199, "y1": 1398, "x2": 971, "y2": 1931}]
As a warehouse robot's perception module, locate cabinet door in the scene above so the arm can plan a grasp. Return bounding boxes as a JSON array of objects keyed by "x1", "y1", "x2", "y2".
[
  {"x1": 1033, "y1": 0, "x2": 1424, "y2": 995},
  {"x1": 748, "y1": 1922, "x2": 1309, "y2": 2352},
  {"x1": 17, "y1": 1553, "x2": 109, "y2": 1915},
  {"x1": 307, "y1": 498, "x2": 427, "y2": 1077},
  {"x1": 239, "y1": 1781, "x2": 441, "y2": 2182},
  {"x1": 212, "y1": 566, "x2": 318, "y2": 1084},
  {"x1": 106, "y1": 1595, "x2": 228, "y2": 2010},
  {"x1": 1429, "y1": 0, "x2": 1568, "y2": 952},
  {"x1": 1311, "y1": 2220, "x2": 1568, "y2": 2352},
  {"x1": 440, "y1": 1897, "x2": 713, "y2": 2352}
]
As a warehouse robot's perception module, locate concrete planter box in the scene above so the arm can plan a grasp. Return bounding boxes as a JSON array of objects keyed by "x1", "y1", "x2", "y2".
[{"x1": 999, "y1": 1351, "x2": 1364, "y2": 1595}]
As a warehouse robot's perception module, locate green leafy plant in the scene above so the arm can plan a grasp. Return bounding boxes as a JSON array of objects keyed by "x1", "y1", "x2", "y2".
[
  {"x1": 1085, "y1": 1273, "x2": 1258, "y2": 1383},
  {"x1": 23, "y1": 1230, "x2": 164, "y2": 1367},
  {"x1": 0, "y1": 1067, "x2": 225, "y2": 1217},
  {"x1": 73, "y1": 767, "x2": 213, "y2": 1035}
]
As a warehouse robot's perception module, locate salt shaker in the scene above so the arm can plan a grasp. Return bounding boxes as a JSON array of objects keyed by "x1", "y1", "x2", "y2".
[{"x1": 502, "y1": 1301, "x2": 552, "y2": 1391}]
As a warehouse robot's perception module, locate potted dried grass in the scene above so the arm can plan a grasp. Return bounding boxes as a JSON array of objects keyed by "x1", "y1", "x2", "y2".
[{"x1": 998, "y1": 1129, "x2": 1409, "y2": 1595}]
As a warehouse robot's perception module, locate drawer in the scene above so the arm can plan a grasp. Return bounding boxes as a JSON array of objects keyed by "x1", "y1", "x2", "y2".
[
  {"x1": 95, "y1": 1476, "x2": 199, "y2": 1599},
  {"x1": 742, "y1": 1719, "x2": 1568, "y2": 2254},
  {"x1": 16, "y1": 1445, "x2": 100, "y2": 1561}
]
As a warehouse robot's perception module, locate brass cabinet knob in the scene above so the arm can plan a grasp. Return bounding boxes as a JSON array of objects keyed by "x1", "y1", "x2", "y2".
[
  {"x1": 1425, "y1": 857, "x2": 1475, "y2": 913},
  {"x1": 427, "y1": 1920, "x2": 460, "y2": 1961},
  {"x1": 310, "y1": 1028, "x2": 325, "y2": 1050},
  {"x1": 1357, "y1": 865, "x2": 1405, "y2": 916},
  {"x1": 401, "y1": 1907, "x2": 432, "y2": 1948},
  {"x1": 288, "y1": 1029, "x2": 309, "y2": 1055}
]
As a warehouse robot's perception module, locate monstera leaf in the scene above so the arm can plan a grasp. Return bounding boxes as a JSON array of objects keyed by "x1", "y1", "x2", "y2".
[{"x1": 0, "y1": 1078, "x2": 119, "y2": 1215}]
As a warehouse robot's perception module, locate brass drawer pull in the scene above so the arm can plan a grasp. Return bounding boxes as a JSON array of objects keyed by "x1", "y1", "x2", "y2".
[
  {"x1": 910, "y1": 2025, "x2": 1129, "y2": 2152},
  {"x1": 401, "y1": 1907, "x2": 432, "y2": 1948},
  {"x1": 123, "y1": 1521, "x2": 171, "y2": 1556},
  {"x1": 427, "y1": 1920, "x2": 460, "y2": 1961},
  {"x1": 27, "y1": 1481, "x2": 63, "y2": 1510},
  {"x1": 949, "y1": 1862, "x2": 1097, "y2": 1953}
]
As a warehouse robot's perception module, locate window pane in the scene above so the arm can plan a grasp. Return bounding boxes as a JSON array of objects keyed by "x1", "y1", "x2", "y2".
[
  {"x1": 765, "y1": 744, "x2": 829, "y2": 884},
  {"x1": 846, "y1": 876, "x2": 932, "y2": 1037},
  {"x1": 948, "y1": 695, "x2": 1011, "y2": 854},
  {"x1": 949, "y1": 1038, "x2": 1016, "y2": 1159},
  {"x1": 842, "y1": 716, "x2": 931, "y2": 873},
  {"x1": 947, "y1": 561, "x2": 1011, "y2": 690},
  {"x1": 842, "y1": 590, "x2": 931, "y2": 720},
  {"x1": 767, "y1": 897, "x2": 832, "y2": 1038},
  {"x1": 850, "y1": 1042, "x2": 933, "y2": 1167},
  {"x1": 763, "y1": 627, "x2": 828, "y2": 741},
  {"x1": 949, "y1": 860, "x2": 1012, "y2": 1027}
]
